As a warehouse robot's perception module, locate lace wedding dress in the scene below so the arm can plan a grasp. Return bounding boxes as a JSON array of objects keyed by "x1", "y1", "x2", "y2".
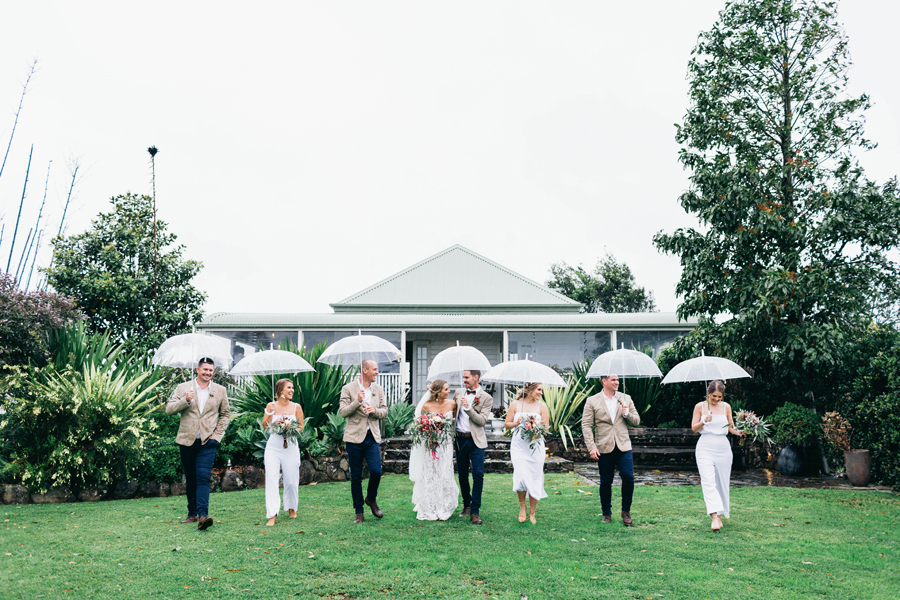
[{"x1": 410, "y1": 411, "x2": 459, "y2": 521}]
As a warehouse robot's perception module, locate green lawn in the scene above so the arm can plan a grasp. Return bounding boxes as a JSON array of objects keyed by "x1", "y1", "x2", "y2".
[{"x1": 2, "y1": 473, "x2": 898, "y2": 599}]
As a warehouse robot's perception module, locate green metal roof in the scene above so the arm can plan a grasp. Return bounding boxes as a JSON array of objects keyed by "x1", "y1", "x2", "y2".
[
  {"x1": 330, "y1": 245, "x2": 582, "y2": 314},
  {"x1": 199, "y1": 312, "x2": 697, "y2": 330}
]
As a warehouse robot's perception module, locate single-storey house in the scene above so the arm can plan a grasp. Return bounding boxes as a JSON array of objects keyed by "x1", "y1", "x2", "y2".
[{"x1": 198, "y1": 245, "x2": 696, "y2": 405}]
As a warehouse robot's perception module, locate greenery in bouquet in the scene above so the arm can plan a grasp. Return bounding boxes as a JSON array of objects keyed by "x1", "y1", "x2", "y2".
[
  {"x1": 267, "y1": 417, "x2": 304, "y2": 448},
  {"x1": 730, "y1": 409, "x2": 773, "y2": 445},
  {"x1": 406, "y1": 412, "x2": 455, "y2": 459},
  {"x1": 505, "y1": 414, "x2": 550, "y2": 453}
]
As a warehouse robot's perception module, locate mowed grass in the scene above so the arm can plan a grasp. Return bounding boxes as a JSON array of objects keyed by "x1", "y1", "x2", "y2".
[{"x1": 2, "y1": 473, "x2": 899, "y2": 600}]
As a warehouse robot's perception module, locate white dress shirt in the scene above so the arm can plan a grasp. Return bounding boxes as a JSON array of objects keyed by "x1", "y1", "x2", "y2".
[
  {"x1": 195, "y1": 381, "x2": 211, "y2": 438},
  {"x1": 456, "y1": 387, "x2": 480, "y2": 433},
  {"x1": 603, "y1": 390, "x2": 618, "y2": 423},
  {"x1": 359, "y1": 378, "x2": 372, "y2": 431}
]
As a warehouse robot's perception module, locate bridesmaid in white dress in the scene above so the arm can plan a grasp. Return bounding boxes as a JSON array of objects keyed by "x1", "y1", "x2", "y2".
[
  {"x1": 505, "y1": 382, "x2": 549, "y2": 524},
  {"x1": 410, "y1": 379, "x2": 460, "y2": 521},
  {"x1": 263, "y1": 379, "x2": 304, "y2": 526},
  {"x1": 691, "y1": 380, "x2": 743, "y2": 531}
]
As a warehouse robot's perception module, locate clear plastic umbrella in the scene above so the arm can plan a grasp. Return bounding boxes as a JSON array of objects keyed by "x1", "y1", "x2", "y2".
[
  {"x1": 427, "y1": 343, "x2": 492, "y2": 385},
  {"x1": 661, "y1": 351, "x2": 751, "y2": 384},
  {"x1": 316, "y1": 331, "x2": 402, "y2": 368},
  {"x1": 481, "y1": 359, "x2": 567, "y2": 387},
  {"x1": 152, "y1": 333, "x2": 233, "y2": 370},
  {"x1": 230, "y1": 350, "x2": 315, "y2": 403},
  {"x1": 586, "y1": 347, "x2": 662, "y2": 379}
]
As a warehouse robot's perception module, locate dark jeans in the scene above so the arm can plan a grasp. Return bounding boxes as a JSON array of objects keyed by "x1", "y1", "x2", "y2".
[
  {"x1": 597, "y1": 447, "x2": 634, "y2": 515},
  {"x1": 347, "y1": 431, "x2": 382, "y2": 514},
  {"x1": 179, "y1": 438, "x2": 218, "y2": 517},
  {"x1": 455, "y1": 436, "x2": 485, "y2": 514}
]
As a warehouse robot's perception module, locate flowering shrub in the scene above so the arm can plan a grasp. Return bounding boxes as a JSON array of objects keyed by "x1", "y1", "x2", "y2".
[{"x1": 0, "y1": 361, "x2": 162, "y2": 493}]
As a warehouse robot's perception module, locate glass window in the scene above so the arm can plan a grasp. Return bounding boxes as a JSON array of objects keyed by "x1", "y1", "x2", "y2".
[
  {"x1": 301, "y1": 330, "x2": 402, "y2": 373},
  {"x1": 211, "y1": 330, "x2": 299, "y2": 365},
  {"x1": 507, "y1": 331, "x2": 612, "y2": 372},
  {"x1": 615, "y1": 330, "x2": 692, "y2": 358}
]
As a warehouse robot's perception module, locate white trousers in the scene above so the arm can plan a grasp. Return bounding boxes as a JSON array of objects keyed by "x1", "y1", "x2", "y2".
[
  {"x1": 695, "y1": 434, "x2": 732, "y2": 518},
  {"x1": 264, "y1": 437, "x2": 301, "y2": 519}
]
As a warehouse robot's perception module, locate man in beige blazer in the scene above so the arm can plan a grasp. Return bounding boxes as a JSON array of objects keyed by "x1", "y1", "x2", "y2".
[
  {"x1": 581, "y1": 374, "x2": 640, "y2": 526},
  {"x1": 453, "y1": 370, "x2": 494, "y2": 524},
  {"x1": 339, "y1": 359, "x2": 388, "y2": 523},
  {"x1": 165, "y1": 357, "x2": 231, "y2": 530}
]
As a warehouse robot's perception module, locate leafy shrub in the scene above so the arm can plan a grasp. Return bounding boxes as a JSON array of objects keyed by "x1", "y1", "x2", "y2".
[
  {"x1": 0, "y1": 360, "x2": 162, "y2": 492},
  {"x1": 542, "y1": 377, "x2": 588, "y2": 450},
  {"x1": 216, "y1": 414, "x2": 265, "y2": 467},
  {"x1": 132, "y1": 411, "x2": 183, "y2": 482},
  {"x1": 0, "y1": 271, "x2": 81, "y2": 368},
  {"x1": 231, "y1": 340, "x2": 356, "y2": 433},
  {"x1": 769, "y1": 403, "x2": 822, "y2": 446},
  {"x1": 384, "y1": 403, "x2": 415, "y2": 438},
  {"x1": 321, "y1": 412, "x2": 346, "y2": 455}
]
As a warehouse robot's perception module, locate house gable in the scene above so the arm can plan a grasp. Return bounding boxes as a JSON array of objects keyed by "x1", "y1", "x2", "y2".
[{"x1": 330, "y1": 245, "x2": 582, "y2": 314}]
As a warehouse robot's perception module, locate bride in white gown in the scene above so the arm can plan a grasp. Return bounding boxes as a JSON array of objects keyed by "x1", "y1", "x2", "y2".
[{"x1": 409, "y1": 379, "x2": 459, "y2": 521}]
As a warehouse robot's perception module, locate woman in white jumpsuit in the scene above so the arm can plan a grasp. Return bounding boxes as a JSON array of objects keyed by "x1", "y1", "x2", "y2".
[
  {"x1": 263, "y1": 379, "x2": 304, "y2": 526},
  {"x1": 690, "y1": 380, "x2": 743, "y2": 531}
]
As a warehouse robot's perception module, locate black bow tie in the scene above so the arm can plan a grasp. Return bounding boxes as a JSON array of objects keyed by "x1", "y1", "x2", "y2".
[{"x1": 466, "y1": 390, "x2": 476, "y2": 395}]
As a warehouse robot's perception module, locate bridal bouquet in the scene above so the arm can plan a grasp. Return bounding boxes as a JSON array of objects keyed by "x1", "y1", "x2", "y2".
[
  {"x1": 407, "y1": 412, "x2": 455, "y2": 459},
  {"x1": 268, "y1": 418, "x2": 304, "y2": 448},
  {"x1": 730, "y1": 409, "x2": 772, "y2": 446},
  {"x1": 504, "y1": 414, "x2": 550, "y2": 453}
]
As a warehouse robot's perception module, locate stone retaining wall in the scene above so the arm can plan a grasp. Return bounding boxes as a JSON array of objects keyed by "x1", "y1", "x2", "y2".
[{"x1": 0, "y1": 453, "x2": 363, "y2": 505}]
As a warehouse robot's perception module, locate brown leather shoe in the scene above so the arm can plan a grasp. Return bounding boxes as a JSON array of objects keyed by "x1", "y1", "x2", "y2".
[
  {"x1": 364, "y1": 497, "x2": 383, "y2": 519},
  {"x1": 602, "y1": 515, "x2": 612, "y2": 523},
  {"x1": 353, "y1": 513, "x2": 365, "y2": 524},
  {"x1": 198, "y1": 516, "x2": 214, "y2": 531},
  {"x1": 180, "y1": 516, "x2": 198, "y2": 524},
  {"x1": 460, "y1": 507, "x2": 471, "y2": 517},
  {"x1": 470, "y1": 513, "x2": 483, "y2": 525},
  {"x1": 621, "y1": 511, "x2": 633, "y2": 526}
]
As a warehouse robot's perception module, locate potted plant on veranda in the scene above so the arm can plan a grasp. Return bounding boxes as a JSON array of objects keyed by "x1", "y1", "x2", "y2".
[{"x1": 821, "y1": 411, "x2": 870, "y2": 487}]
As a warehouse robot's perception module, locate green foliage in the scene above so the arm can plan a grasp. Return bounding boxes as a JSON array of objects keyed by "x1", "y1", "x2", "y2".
[
  {"x1": 835, "y1": 326, "x2": 900, "y2": 489},
  {"x1": 216, "y1": 414, "x2": 265, "y2": 468},
  {"x1": 233, "y1": 419, "x2": 267, "y2": 462},
  {"x1": 546, "y1": 254, "x2": 656, "y2": 313},
  {"x1": 0, "y1": 270, "x2": 81, "y2": 368},
  {"x1": 321, "y1": 412, "x2": 346, "y2": 455},
  {"x1": 653, "y1": 0, "x2": 900, "y2": 412},
  {"x1": 131, "y1": 411, "x2": 182, "y2": 482},
  {"x1": 45, "y1": 192, "x2": 206, "y2": 356},
  {"x1": 384, "y1": 402, "x2": 415, "y2": 438},
  {"x1": 0, "y1": 358, "x2": 162, "y2": 492},
  {"x1": 231, "y1": 340, "x2": 356, "y2": 434},
  {"x1": 769, "y1": 403, "x2": 822, "y2": 447},
  {"x1": 542, "y1": 377, "x2": 588, "y2": 450}
]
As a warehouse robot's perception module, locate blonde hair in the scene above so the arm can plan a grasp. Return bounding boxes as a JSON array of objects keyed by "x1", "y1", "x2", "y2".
[
  {"x1": 515, "y1": 382, "x2": 541, "y2": 403},
  {"x1": 428, "y1": 379, "x2": 448, "y2": 403}
]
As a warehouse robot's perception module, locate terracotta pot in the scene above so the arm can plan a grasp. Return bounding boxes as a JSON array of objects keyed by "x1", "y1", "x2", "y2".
[{"x1": 844, "y1": 449, "x2": 871, "y2": 487}]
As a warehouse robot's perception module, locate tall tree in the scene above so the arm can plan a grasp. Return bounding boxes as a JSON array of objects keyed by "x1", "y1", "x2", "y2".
[
  {"x1": 546, "y1": 254, "x2": 656, "y2": 313},
  {"x1": 653, "y1": 0, "x2": 900, "y2": 409},
  {"x1": 45, "y1": 193, "x2": 206, "y2": 356}
]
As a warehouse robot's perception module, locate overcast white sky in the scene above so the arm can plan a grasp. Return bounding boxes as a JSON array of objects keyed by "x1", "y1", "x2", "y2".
[{"x1": 1, "y1": 1, "x2": 897, "y2": 318}]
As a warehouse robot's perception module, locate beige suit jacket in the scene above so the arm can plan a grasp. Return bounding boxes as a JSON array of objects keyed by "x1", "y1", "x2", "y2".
[
  {"x1": 165, "y1": 380, "x2": 231, "y2": 446},
  {"x1": 339, "y1": 380, "x2": 388, "y2": 444},
  {"x1": 452, "y1": 388, "x2": 494, "y2": 449},
  {"x1": 581, "y1": 391, "x2": 640, "y2": 454}
]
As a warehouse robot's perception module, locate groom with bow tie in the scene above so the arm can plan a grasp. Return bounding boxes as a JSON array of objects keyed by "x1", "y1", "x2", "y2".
[{"x1": 453, "y1": 370, "x2": 494, "y2": 524}]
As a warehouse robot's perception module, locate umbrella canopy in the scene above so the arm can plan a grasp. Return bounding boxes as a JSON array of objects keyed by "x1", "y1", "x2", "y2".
[
  {"x1": 230, "y1": 350, "x2": 315, "y2": 377},
  {"x1": 316, "y1": 332, "x2": 402, "y2": 367},
  {"x1": 586, "y1": 348, "x2": 662, "y2": 379},
  {"x1": 661, "y1": 353, "x2": 751, "y2": 384},
  {"x1": 427, "y1": 344, "x2": 492, "y2": 385},
  {"x1": 481, "y1": 359, "x2": 567, "y2": 387},
  {"x1": 152, "y1": 333, "x2": 233, "y2": 370}
]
